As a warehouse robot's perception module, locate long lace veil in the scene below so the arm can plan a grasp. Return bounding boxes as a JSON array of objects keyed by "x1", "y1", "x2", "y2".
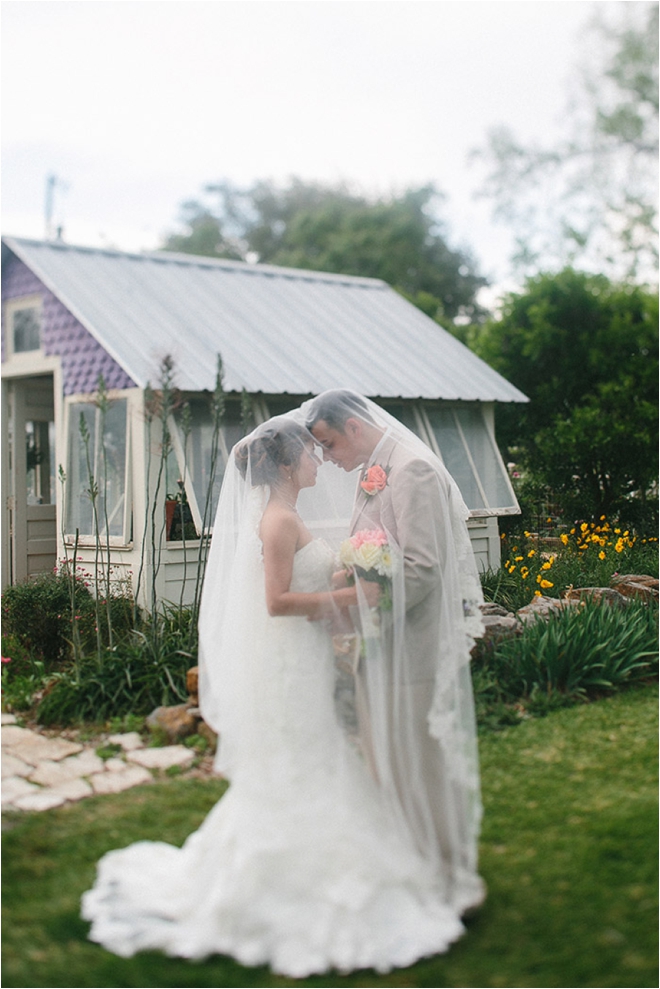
[{"x1": 198, "y1": 396, "x2": 484, "y2": 903}]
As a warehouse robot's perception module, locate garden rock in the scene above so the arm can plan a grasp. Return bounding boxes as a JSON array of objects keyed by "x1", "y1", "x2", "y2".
[
  {"x1": 517, "y1": 595, "x2": 574, "y2": 622},
  {"x1": 146, "y1": 704, "x2": 199, "y2": 742},
  {"x1": 563, "y1": 587, "x2": 627, "y2": 607},
  {"x1": 479, "y1": 603, "x2": 522, "y2": 644},
  {"x1": 610, "y1": 574, "x2": 659, "y2": 602},
  {"x1": 186, "y1": 665, "x2": 199, "y2": 702}
]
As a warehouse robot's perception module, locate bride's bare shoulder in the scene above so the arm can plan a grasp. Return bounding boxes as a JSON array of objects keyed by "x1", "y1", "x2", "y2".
[{"x1": 260, "y1": 501, "x2": 299, "y2": 541}]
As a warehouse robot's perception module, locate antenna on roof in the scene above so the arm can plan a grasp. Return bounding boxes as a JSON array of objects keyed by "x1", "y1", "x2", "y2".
[{"x1": 45, "y1": 174, "x2": 67, "y2": 241}]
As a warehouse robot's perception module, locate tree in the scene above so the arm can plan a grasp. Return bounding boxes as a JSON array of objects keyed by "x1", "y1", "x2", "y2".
[
  {"x1": 473, "y1": 269, "x2": 658, "y2": 526},
  {"x1": 474, "y1": 2, "x2": 658, "y2": 282},
  {"x1": 161, "y1": 179, "x2": 488, "y2": 323}
]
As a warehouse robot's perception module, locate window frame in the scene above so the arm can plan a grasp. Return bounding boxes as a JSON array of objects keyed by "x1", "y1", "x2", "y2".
[
  {"x1": 4, "y1": 294, "x2": 43, "y2": 360},
  {"x1": 414, "y1": 401, "x2": 520, "y2": 517},
  {"x1": 62, "y1": 392, "x2": 132, "y2": 547}
]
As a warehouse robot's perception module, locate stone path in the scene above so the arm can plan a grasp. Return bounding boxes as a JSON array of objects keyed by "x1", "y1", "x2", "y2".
[{"x1": 1, "y1": 713, "x2": 202, "y2": 813}]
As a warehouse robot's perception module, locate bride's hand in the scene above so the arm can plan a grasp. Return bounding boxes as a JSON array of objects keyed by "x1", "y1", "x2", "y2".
[{"x1": 332, "y1": 570, "x2": 349, "y2": 589}]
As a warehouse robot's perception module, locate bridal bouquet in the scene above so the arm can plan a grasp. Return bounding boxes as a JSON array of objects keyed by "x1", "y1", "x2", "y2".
[{"x1": 339, "y1": 528, "x2": 393, "y2": 612}]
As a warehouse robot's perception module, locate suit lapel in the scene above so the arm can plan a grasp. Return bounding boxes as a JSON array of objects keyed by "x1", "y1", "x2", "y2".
[{"x1": 350, "y1": 433, "x2": 397, "y2": 534}]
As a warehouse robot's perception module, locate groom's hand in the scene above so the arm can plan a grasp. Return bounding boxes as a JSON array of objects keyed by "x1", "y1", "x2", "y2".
[{"x1": 359, "y1": 579, "x2": 381, "y2": 609}]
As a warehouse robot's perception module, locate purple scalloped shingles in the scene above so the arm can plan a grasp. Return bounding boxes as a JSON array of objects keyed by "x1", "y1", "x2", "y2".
[{"x1": 2, "y1": 257, "x2": 136, "y2": 395}]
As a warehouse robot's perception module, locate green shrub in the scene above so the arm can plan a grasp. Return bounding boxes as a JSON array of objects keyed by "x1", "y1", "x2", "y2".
[
  {"x1": 35, "y1": 605, "x2": 196, "y2": 726},
  {"x1": 1, "y1": 570, "x2": 93, "y2": 669},
  {"x1": 1, "y1": 568, "x2": 136, "y2": 671},
  {"x1": 474, "y1": 599, "x2": 658, "y2": 714}
]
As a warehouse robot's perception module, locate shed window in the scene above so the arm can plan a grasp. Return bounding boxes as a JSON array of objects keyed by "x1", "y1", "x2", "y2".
[
  {"x1": 423, "y1": 404, "x2": 518, "y2": 516},
  {"x1": 167, "y1": 400, "x2": 246, "y2": 537},
  {"x1": 65, "y1": 398, "x2": 129, "y2": 541},
  {"x1": 5, "y1": 297, "x2": 42, "y2": 354}
]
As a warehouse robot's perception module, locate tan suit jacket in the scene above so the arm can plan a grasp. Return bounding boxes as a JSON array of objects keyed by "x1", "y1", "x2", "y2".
[{"x1": 350, "y1": 432, "x2": 449, "y2": 682}]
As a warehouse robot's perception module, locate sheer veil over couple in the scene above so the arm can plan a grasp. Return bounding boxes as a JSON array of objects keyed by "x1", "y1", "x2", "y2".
[{"x1": 82, "y1": 390, "x2": 486, "y2": 977}]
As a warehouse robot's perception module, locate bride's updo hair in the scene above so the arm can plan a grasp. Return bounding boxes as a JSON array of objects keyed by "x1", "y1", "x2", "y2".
[{"x1": 235, "y1": 418, "x2": 310, "y2": 486}]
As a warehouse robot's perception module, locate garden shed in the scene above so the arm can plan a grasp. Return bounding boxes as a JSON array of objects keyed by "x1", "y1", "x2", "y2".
[{"x1": 1, "y1": 236, "x2": 527, "y2": 606}]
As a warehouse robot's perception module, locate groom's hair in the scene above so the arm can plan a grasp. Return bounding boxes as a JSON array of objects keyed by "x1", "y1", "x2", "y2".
[{"x1": 306, "y1": 390, "x2": 375, "y2": 433}]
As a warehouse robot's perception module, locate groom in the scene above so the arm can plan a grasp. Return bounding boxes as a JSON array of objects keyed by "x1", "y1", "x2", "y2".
[{"x1": 307, "y1": 389, "x2": 484, "y2": 914}]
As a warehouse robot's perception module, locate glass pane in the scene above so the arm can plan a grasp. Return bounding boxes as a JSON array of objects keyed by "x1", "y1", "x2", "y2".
[
  {"x1": 26, "y1": 420, "x2": 54, "y2": 505},
  {"x1": 181, "y1": 400, "x2": 245, "y2": 527},
  {"x1": 13, "y1": 307, "x2": 41, "y2": 352},
  {"x1": 378, "y1": 402, "x2": 424, "y2": 439},
  {"x1": 264, "y1": 396, "x2": 306, "y2": 417},
  {"x1": 454, "y1": 407, "x2": 516, "y2": 510},
  {"x1": 425, "y1": 407, "x2": 485, "y2": 510},
  {"x1": 66, "y1": 399, "x2": 128, "y2": 537}
]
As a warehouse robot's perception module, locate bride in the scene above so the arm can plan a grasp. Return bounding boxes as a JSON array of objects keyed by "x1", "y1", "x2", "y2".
[{"x1": 82, "y1": 403, "x2": 484, "y2": 977}]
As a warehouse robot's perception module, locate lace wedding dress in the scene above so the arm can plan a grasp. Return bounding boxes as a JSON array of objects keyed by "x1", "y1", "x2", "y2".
[{"x1": 81, "y1": 540, "x2": 468, "y2": 976}]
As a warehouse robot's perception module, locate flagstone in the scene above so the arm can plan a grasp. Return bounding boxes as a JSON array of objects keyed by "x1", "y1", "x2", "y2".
[
  {"x1": 48, "y1": 777, "x2": 94, "y2": 803},
  {"x1": 89, "y1": 765, "x2": 152, "y2": 795},
  {"x1": 104, "y1": 757, "x2": 128, "y2": 772},
  {"x1": 1, "y1": 713, "x2": 17, "y2": 725},
  {"x1": 28, "y1": 749, "x2": 105, "y2": 786},
  {"x1": 13, "y1": 789, "x2": 67, "y2": 812},
  {"x1": 2, "y1": 728, "x2": 83, "y2": 765},
  {"x1": 127, "y1": 745, "x2": 195, "y2": 770},
  {"x1": 2, "y1": 776, "x2": 41, "y2": 806},
  {"x1": 2, "y1": 753, "x2": 32, "y2": 778},
  {"x1": 107, "y1": 732, "x2": 144, "y2": 751}
]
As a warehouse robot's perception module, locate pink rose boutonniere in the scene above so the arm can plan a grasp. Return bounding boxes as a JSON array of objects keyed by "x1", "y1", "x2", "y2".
[{"x1": 360, "y1": 464, "x2": 390, "y2": 496}]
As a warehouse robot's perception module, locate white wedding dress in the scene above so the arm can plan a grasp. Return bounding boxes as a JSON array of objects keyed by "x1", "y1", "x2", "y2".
[{"x1": 81, "y1": 540, "x2": 466, "y2": 976}]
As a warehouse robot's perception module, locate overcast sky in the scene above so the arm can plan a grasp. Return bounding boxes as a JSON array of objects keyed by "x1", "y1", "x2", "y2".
[{"x1": 2, "y1": 0, "x2": 610, "y2": 294}]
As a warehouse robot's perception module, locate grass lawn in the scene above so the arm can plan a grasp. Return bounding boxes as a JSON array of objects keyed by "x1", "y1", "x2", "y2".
[{"x1": 2, "y1": 684, "x2": 657, "y2": 989}]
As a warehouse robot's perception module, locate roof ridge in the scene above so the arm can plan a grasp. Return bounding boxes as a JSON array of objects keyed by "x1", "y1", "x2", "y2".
[{"x1": 1, "y1": 235, "x2": 387, "y2": 289}]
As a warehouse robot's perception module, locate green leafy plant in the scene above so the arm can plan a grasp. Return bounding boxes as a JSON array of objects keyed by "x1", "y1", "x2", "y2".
[{"x1": 474, "y1": 599, "x2": 658, "y2": 715}]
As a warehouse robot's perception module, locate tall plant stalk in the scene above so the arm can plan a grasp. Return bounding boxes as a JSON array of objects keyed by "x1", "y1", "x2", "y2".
[
  {"x1": 57, "y1": 465, "x2": 82, "y2": 667},
  {"x1": 190, "y1": 355, "x2": 226, "y2": 635},
  {"x1": 148, "y1": 356, "x2": 176, "y2": 623},
  {"x1": 178, "y1": 401, "x2": 193, "y2": 613},
  {"x1": 95, "y1": 375, "x2": 114, "y2": 649},
  {"x1": 79, "y1": 411, "x2": 103, "y2": 661},
  {"x1": 134, "y1": 383, "x2": 156, "y2": 624}
]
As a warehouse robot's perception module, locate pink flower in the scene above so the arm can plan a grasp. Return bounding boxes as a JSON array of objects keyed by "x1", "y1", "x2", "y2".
[
  {"x1": 360, "y1": 464, "x2": 389, "y2": 496},
  {"x1": 350, "y1": 529, "x2": 388, "y2": 549},
  {"x1": 1, "y1": 656, "x2": 11, "y2": 665}
]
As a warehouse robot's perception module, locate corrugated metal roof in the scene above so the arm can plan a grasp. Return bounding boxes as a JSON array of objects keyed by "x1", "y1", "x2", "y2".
[{"x1": 2, "y1": 236, "x2": 528, "y2": 402}]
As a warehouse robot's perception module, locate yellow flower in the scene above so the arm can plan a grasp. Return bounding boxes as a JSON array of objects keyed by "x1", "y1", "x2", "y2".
[
  {"x1": 614, "y1": 528, "x2": 621, "y2": 534},
  {"x1": 560, "y1": 534, "x2": 569, "y2": 545},
  {"x1": 524, "y1": 530, "x2": 531, "y2": 538},
  {"x1": 514, "y1": 555, "x2": 524, "y2": 562},
  {"x1": 580, "y1": 522, "x2": 589, "y2": 532},
  {"x1": 508, "y1": 565, "x2": 516, "y2": 574},
  {"x1": 528, "y1": 549, "x2": 536, "y2": 558},
  {"x1": 600, "y1": 515, "x2": 606, "y2": 521},
  {"x1": 598, "y1": 551, "x2": 606, "y2": 560},
  {"x1": 615, "y1": 539, "x2": 624, "y2": 553},
  {"x1": 540, "y1": 579, "x2": 554, "y2": 589},
  {"x1": 546, "y1": 517, "x2": 552, "y2": 524},
  {"x1": 541, "y1": 561, "x2": 553, "y2": 570},
  {"x1": 534, "y1": 590, "x2": 542, "y2": 597},
  {"x1": 521, "y1": 567, "x2": 529, "y2": 579}
]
